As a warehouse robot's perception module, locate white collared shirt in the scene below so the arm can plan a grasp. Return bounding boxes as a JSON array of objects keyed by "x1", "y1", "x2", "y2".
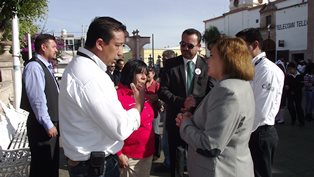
[
  {"x1": 59, "y1": 47, "x2": 140, "y2": 161},
  {"x1": 251, "y1": 52, "x2": 285, "y2": 132}
]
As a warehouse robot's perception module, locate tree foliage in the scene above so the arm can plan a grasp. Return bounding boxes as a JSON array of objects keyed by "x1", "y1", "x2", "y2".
[
  {"x1": 0, "y1": 0, "x2": 48, "y2": 41},
  {"x1": 202, "y1": 26, "x2": 221, "y2": 49}
]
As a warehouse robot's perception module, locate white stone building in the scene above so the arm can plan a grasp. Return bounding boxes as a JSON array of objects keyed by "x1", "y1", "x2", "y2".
[{"x1": 204, "y1": 0, "x2": 313, "y2": 62}]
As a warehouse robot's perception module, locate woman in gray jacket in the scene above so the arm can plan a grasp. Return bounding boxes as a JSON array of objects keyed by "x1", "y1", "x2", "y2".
[{"x1": 176, "y1": 37, "x2": 255, "y2": 177}]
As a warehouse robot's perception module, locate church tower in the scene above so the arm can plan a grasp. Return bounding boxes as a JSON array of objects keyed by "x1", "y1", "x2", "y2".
[{"x1": 229, "y1": 0, "x2": 269, "y2": 10}]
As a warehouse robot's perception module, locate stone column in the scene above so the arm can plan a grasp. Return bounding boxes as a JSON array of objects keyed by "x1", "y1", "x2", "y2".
[
  {"x1": 0, "y1": 40, "x2": 14, "y2": 82},
  {"x1": 0, "y1": 40, "x2": 14, "y2": 107}
]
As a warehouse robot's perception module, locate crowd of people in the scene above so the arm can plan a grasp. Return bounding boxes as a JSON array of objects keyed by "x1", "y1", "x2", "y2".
[
  {"x1": 21, "y1": 16, "x2": 314, "y2": 177},
  {"x1": 274, "y1": 57, "x2": 314, "y2": 126}
]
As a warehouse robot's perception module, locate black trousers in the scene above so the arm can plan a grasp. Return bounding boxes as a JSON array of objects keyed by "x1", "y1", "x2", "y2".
[
  {"x1": 167, "y1": 123, "x2": 186, "y2": 177},
  {"x1": 68, "y1": 155, "x2": 119, "y2": 177},
  {"x1": 249, "y1": 125, "x2": 278, "y2": 177},
  {"x1": 27, "y1": 119, "x2": 59, "y2": 177},
  {"x1": 287, "y1": 94, "x2": 305, "y2": 125}
]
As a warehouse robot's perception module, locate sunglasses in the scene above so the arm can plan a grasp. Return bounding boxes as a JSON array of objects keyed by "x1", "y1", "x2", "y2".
[{"x1": 180, "y1": 41, "x2": 195, "y2": 50}]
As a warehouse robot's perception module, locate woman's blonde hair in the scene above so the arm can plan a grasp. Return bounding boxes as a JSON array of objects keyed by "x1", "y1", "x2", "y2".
[{"x1": 215, "y1": 37, "x2": 254, "y2": 81}]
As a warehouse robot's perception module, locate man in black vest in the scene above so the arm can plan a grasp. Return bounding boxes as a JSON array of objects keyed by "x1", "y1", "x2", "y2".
[{"x1": 21, "y1": 34, "x2": 59, "y2": 177}]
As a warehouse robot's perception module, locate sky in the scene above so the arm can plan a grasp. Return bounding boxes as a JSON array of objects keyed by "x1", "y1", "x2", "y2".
[{"x1": 43, "y1": 0, "x2": 229, "y2": 49}]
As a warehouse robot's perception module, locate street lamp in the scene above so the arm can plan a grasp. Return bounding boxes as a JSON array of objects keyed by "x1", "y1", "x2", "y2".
[
  {"x1": 12, "y1": 7, "x2": 22, "y2": 109},
  {"x1": 267, "y1": 24, "x2": 271, "y2": 40},
  {"x1": 155, "y1": 55, "x2": 161, "y2": 74},
  {"x1": 148, "y1": 54, "x2": 153, "y2": 67}
]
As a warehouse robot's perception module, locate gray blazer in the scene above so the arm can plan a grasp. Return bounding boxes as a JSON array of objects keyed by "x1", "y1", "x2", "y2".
[{"x1": 180, "y1": 79, "x2": 255, "y2": 177}]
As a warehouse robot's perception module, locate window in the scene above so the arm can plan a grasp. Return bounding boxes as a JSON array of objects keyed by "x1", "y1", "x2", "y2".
[
  {"x1": 266, "y1": 15, "x2": 272, "y2": 26},
  {"x1": 234, "y1": 0, "x2": 239, "y2": 7},
  {"x1": 65, "y1": 39, "x2": 74, "y2": 51}
]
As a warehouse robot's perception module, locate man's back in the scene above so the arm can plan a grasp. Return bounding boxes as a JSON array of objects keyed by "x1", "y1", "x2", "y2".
[{"x1": 251, "y1": 55, "x2": 285, "y2": 130}]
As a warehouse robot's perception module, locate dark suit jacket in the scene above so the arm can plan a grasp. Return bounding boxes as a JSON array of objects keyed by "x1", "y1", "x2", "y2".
[
  {"x1": 106, "y1": 70, "x2": 119, "y2": 86},
  {"x1": 158, "y1": 55, "x2": 213, "y2": 135}
]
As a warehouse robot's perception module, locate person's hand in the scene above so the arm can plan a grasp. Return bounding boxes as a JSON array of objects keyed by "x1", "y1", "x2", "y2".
[
  {"x1": 176, "y1": 112, "x2": 192, "y2": 127},
  {"x1": 47, "y1": 126, "x2": 58, "y2": 138},
  {"x1": 176, "y1": 113, "x2": 184, "y2": 127},
  {"x1": 131, "y1": 83, "x2": 145, "y2": 112},
  {"x1": 181, "y1": 96, "x2": 196, "y2": 112},
  {"x1": 118, "y1": 154, "x2": 129, "y2": 168}
]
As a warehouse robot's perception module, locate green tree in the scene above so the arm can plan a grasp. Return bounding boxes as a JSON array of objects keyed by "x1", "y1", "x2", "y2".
[
  {"x1": 0, "y1": 0, "x2": 48, "y2": 41},
  {"x1": 202, "y1": 26, "x2": 221, "y2": 49}
]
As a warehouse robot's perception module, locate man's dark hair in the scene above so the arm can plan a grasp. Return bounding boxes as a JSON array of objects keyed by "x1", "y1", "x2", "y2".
[
  {"x1": 235, "y1": 28, "x2": 263, "y2": 48},
  {"x1": 182, "y1": 28, "x2": 202, "y2": 44},
  {"x1": 85, "y1": 16, "x2": 127, "y2": 48},
  {"x1": 34, "y1": 34, "x2": 56, "y2": 53},
  {"x1": 162, "y1": 50, "x2": 176, "y2": 59},
  {"x1": 120, "y1": 60, "x2": 147, "y2": 87},
  {"x1": 116, "y1": 58, "x2": 125, "y2": 70}
]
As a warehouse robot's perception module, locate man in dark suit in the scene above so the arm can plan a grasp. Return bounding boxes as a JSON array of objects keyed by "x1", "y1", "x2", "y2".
[
  {"x1": 106, "y1": 61, "x2": 119, "y2": 87},
  {"x1": 158, "y1": 28, "x2": 213, "y2": 177},
  {"x1": 113, "y1": 58, "x2": 125, "y2": 84}
]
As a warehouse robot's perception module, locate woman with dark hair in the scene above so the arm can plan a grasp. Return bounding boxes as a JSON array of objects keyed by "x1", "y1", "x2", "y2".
[
  {"x1": 176, "y1": 37, "x2": 255, "y2": 177},
  {"x1": 116, "y1": 59, "x2": 155, "y2": 177},
  {"x1": 145, "y1": 67, "x2": 161, "y2": 160}
]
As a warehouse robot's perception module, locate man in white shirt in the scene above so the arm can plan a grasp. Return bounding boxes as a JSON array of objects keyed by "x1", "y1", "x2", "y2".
[
  {"x1": 236, "y1": 28, "x2": 284, "y2": 177},
  {"x1": 59, "y1": 16, "x2": 144, "y2": 177}
]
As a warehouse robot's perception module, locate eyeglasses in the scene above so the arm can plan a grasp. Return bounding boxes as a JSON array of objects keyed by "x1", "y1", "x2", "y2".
[{"x1": 180, "y1": 41, "x2": 195, "y2": 50}]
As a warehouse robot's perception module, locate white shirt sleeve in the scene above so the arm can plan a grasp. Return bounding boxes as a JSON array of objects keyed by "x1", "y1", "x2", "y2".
[{"x1": 80, "y1": 76, "x2": 140, "y2": 141}]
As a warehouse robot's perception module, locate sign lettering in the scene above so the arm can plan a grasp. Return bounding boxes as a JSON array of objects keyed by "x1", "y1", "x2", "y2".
[{"x1": 276, "y1": 20, "x2": 307, "y2": 30}]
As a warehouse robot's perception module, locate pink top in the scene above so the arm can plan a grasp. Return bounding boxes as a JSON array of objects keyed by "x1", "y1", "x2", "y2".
[{"x1": 116, "y1": 83, "x2": 155, "y2": 158}]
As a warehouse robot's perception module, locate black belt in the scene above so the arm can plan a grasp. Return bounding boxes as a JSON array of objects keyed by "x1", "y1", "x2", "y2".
[
  {"x1": 67, "y1": 154, "x2": 115, "y2": 166},
  {"x1": 196, "y1": 148, "x2": 221, "y2": 158},
  {"x1": 258, "y1": 124, "x2": 273, "y2": 130}
]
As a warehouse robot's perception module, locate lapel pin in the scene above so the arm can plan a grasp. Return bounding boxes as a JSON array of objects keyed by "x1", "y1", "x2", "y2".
[{"x1": 195, "y1": 68, "x2": 201, "y2": 75}]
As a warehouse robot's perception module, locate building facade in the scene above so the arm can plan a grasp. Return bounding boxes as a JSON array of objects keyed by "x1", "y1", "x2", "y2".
[{"x1": 204, "y1": 0, "x2": 313, "y2": 62}]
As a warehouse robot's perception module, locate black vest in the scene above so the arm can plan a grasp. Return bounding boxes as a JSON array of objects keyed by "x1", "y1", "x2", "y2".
[{"x1": 21, "y1": 57, "x2": 59, "y2": 123}]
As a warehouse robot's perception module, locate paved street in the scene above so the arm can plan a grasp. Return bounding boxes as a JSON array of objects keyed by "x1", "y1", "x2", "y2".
[
  {"x1": 59, "y1": 110, "x2": 314, "y2": 177},
  {"x1": 272, "y1": 120, "x2": 314, "y2": 177}
]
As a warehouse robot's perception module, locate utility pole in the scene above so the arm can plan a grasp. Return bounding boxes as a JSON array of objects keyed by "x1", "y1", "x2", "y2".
[
  {"x1": 12, "y1": 9, "x2": 22, "y2": 109},
  {"x1": 152, "y1": 34, "x2": 154, "y2": 66}
]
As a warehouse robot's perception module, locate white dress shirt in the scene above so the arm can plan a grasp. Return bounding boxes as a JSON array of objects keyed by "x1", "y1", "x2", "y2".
[
  {"x1": 251, "y1": 52, "x2": 285, "y2": 132},
  {"x1": 59, "y1": 47, "x2": 140, "y2": 161}
]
